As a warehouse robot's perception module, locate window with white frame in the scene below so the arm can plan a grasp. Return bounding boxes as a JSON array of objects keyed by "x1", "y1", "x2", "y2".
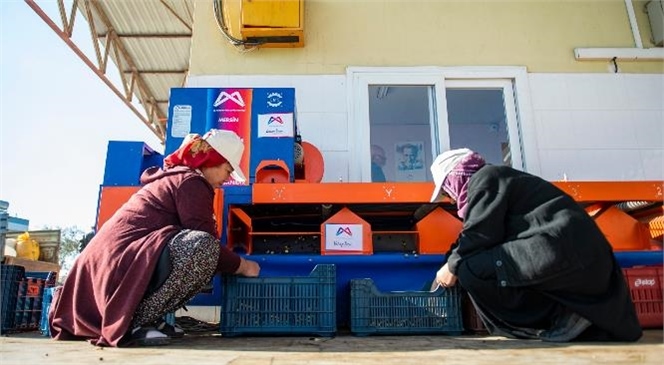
[{"x1": 347, "y1": 67, "x2": 537, "y2": 182}]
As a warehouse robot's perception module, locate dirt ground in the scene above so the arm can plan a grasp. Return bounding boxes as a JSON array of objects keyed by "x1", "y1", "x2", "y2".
[{"x1": 0, "y1": 329, "x2": 662, "y2": 365}]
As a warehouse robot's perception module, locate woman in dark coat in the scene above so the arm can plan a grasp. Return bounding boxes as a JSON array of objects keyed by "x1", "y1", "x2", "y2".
[
  {"x1": 430, "y1": 148, "x2": 641, "y2": 342},
  {"x1": 49, "y1": 129, "x2": 260, "y2": 347}
]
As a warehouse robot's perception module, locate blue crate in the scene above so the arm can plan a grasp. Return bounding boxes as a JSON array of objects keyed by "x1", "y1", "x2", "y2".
[
  {"x1": 0, "y1": 212, "x2": 8, "y2": 232},
  {"x1": 40, "y1": 287, "x2": 58, "y2": 337},
  {"x1": 350, "y1": 279, "x2": 463, "y2": 336},
  {"x1": 1, "y1": 265, "x2": 24, "y2": 334},
  {"x1": 221, "y1": 264, "x2": 336, "y2": 337},
  {"x1": 13, "y1": 272, "x2": 57, "y2": 332},
  {"x1": 1, "y1": 269, "x2": 56, "y2": 334}
]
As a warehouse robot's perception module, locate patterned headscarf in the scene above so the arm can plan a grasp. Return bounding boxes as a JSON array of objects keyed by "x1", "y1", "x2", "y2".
[
  {"x1": 442, "y1": 152, "x2": 486, "y2": 219},
  {"x1": 163, "y1": 134, "x2": 228, "y2": 170}
]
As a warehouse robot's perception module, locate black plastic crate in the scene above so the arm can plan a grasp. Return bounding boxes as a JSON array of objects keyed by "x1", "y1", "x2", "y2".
[
  {"x1": 221, "y1": 264, "x2": 336, "y2": 337},
  {"x1": 350, "y1": 278, "x2": 463, "y2": 336},
  {"x1": 1, "y1": 265, "x2": 24, "y2": 334}
]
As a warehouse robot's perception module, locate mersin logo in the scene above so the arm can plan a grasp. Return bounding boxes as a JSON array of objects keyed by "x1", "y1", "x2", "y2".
[
  {"x1": 336, "y1": 227, "x2": 352, "y2": 236},
  {"x1": 267, "y1": 116, "x2": 284, "y2": 125},
  {"x1": 213, "y1": 91, "x2": 245, "y2": 107}
]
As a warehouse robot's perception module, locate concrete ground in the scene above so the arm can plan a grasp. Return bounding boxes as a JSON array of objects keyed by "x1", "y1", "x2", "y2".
[{"x1": 0, "y1": 329, "x2": 662, "y2": 365}]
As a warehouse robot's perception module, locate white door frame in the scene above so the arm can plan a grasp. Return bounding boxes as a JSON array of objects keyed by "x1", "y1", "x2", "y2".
[
  {"x1": 445, "y1": 79, "x2": 524, "y2": 171},
  {"x1": 347, "y1": 66, "x2": 539, "y2": 182}
]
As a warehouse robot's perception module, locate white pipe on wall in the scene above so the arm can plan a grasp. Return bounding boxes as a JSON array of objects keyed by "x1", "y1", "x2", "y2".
[
  {"x1": 574, "y1": 47, "x2": 664, "y2": 60},
  {"x1": 624, "y1": 0, "x2": 644, "y2": 48},
  {"x1": 575, "y1": 0, "x2": 664, "y2": 61}
]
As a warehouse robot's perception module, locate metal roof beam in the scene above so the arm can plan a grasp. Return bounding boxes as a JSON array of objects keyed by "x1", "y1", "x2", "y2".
[
  {"x1": 25, "y1": 0, "x2": 165, "y2": 142},
  {"x1": 159, "y1": 0, "x2": 193, "y2": 32},
  {"x1": 96, "y1": 33, "x2": 192, "y2": 38},
  {"x1": 122, "y1": 70, "x2": 187, "y2": 74},
  {"x1": 87, "y1": 0, "x2": 167, "y2": 138},
  {"x1": 24, "y1": 0, "x2": 177, "y2": 142}
]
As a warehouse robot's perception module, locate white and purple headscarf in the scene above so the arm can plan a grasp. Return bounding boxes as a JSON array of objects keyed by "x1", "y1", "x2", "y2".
[{"x1": 430, "y1": 149, "x2": 486, "y2": 219}]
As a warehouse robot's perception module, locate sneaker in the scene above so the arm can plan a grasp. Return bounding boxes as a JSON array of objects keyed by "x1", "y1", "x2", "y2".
[
  {"x1": 156, "y1": 321, "x2": 185, "y2": 338},
  {"x1": 121, "y1": 326, "x2": 170, "y2": 347}
]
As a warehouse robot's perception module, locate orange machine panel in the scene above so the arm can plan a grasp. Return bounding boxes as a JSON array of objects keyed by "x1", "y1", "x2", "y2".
[
  {"x1": 253, "y1": 181, "x2": 663, "y2": 204},
  {"x1": 96, "y1": 186, "x2": 140, "y2": 231},
  {"x1": 298, "y1": 141, "x2": 324, "y2": 183},
  {"x1": 227, "y1": 207, "x2": 253, "y2": 254},
  {"x1": 253, "y1": 182, "x2": 435, "y2": 203},
  {"x1": 255, "y1": 160, "x2": 290, "y2": 184},
  {"x1": 321, "y1": 207, "x2": 372, "y2": 255},
  {"x1": 587, "y1": 204, "x2": 652, "y2": 251},
  {"x1": 553, "y1": 181, "x2": 663, "y2": 202},
  {"x1": 416, "y1": 207, "x2": 463, "y2": 254},
  {"x1": 96, "y1": 186, "x2": 225, "y2": 236},
  {"x1": 213, "y1": 189, "x2": 225, "y2": 238}
]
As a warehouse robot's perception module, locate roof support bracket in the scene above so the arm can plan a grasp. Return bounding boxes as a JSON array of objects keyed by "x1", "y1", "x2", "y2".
[{"x1": 25, "y1": 0, "x2": 169, "y2": 142}]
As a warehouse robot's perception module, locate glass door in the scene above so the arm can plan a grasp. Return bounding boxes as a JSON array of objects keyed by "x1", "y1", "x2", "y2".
[
  {"x1": 349, "y1": 68, "x2": 526, "y2": 182},
  {"x1": 368, "y1": 85, "x2": 437, "y2": 182},
  {"x1": 444, "y1": 79, "x2": 523, "y2": 169}
]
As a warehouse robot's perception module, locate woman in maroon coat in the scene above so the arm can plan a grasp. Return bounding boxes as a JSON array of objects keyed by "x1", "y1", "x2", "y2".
[{"x1": 49, "y1": 129, "x2": 260, "y2": 347}]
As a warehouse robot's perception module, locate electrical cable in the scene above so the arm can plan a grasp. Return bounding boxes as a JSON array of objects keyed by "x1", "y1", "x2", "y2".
[
  {"x1": 611, "y1": 57, "x2": 619, "y2": 73},
  {"x1": 213, "y1": 0, "x2": 262, "y2": 50}
]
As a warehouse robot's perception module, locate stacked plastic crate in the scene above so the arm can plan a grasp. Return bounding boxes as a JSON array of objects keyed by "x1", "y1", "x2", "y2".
[
  {"x1": 623, "y1": 266, "x2": 664, "y2": 328},
  {"x1": 0, "y1": 211, "x2": 7, "y2": 261},
  {"x1": 0, "y1": 266, "x2": 57, "y2": 334}
]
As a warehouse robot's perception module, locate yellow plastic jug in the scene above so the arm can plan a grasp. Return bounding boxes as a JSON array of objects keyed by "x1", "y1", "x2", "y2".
[{"x1": 15, "y1": 232, "x2": 40, "y2": 261}]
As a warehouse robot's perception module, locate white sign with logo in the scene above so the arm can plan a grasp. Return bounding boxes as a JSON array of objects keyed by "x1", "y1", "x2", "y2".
[
  {"x1": 325, "y1": 224, "x2": 363, "y2": 251},
  {"x1": 257, "y1": 113, "x2": 294, "y2": 138},
  {"x1": 171, "y1": 105, "x2": 192, "y2": 137}
]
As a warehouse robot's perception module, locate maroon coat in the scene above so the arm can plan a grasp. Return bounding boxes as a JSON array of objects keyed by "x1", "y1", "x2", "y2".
[{"x1": 49, "y1": 166, "x2": 242, "y2": 346}]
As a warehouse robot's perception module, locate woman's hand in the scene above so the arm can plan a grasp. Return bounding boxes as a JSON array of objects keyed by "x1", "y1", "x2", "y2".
[
  {"x1": 235, "y1": 257, "x2": 261, "y2": 277},
  {"x1": 435, "y1": 263, "x2": 457, "y2": 288}
]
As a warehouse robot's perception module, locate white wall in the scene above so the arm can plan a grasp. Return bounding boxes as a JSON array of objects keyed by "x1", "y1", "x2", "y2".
[
  {"x1": 188, "y1": 73, "x2": 664, "y2": 183},
  {"x1": 529, "y1": 74, "x2": 664, "y2": 181}
]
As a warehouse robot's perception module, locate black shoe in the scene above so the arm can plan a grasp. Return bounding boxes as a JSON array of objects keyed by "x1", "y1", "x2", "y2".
[
  {"x1": 156, "y1": 321, "x2": 185, "y2": 338},
  {"x1": 121, "y1": 326, "x2": 170, "y2": 347}
]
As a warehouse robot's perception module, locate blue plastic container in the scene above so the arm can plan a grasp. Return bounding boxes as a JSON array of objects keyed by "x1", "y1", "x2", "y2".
[
  {"x1": 350, "y1": 278, "x2": 463, "y2": 336},
  {"x1": 1, "y1": 268, "x2": 56, "y2": 334},
  {"x1": 1, "y1": 265, "x2": 25, "y2": 334},
  {"x1": 40, "y1": 287, "x2": 57, "y2": 336},
  {"x1": 221, "y1": 264, "x2": 336, "y2": 337},
  {"x1": 13, "y1": 272, "x2": 56, "y2": 332}
]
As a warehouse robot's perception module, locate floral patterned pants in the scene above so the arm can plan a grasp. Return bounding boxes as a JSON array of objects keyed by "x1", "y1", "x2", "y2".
[{"x1": 131, "y1": 229, "x2": 220, "y2": 327}]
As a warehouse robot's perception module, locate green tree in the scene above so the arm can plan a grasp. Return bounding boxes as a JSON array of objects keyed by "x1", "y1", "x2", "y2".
[
  {"x1": 58, "y1": 226, "x2": 85, "y2": 281},
  {"x1": 39, "y1": 225, "x2": 87, "y2": 283}
]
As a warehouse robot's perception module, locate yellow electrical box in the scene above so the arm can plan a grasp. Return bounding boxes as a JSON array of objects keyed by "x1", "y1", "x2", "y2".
[
  {"x1": 242, "y1": 0, "x2": 300, "y2": 28},
  {"x1": 239, "y1": 0, "x2": 304, "y2": 48}
]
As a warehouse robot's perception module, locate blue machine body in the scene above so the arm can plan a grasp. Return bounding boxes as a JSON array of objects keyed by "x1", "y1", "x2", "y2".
[{"x1": 166, "y1": 87, "x2": 296, "y2": 183}]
